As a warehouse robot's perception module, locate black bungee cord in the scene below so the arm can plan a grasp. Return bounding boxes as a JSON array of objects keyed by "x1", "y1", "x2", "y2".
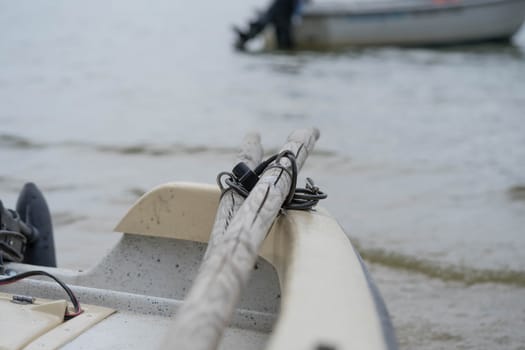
[{"x1": 217, "y1": 150, "x2": 327, "y2": 210}]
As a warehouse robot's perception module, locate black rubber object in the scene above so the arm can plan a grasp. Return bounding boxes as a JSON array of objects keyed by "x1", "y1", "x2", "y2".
[
  {"x1": 16, "y1": 182, "x2": 56, "y2": 267},
  {"x1": 232, "y1": 162, "x2": 259, "y2": 191}
]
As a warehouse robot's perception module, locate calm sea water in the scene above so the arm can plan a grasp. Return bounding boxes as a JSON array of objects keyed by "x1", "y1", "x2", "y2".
[{"x1": 1, "y1": 1, "x2": 525, "y2": 349}]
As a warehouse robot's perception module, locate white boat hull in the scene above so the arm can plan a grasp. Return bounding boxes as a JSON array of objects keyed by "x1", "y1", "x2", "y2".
[
  {"x1": 289, "y1": 0, "x2": 525, "y2": 48},
  {"x1": 1, "y1": 182, "x2": 397, "y2": 349}
]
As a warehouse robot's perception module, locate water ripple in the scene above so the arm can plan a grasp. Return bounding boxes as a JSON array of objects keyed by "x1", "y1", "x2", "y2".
[
  {"x1": 0, "y1": 133, "x2": 337, "y2": 157},
  {"x1": 354, "y1": 242, "x2": 525, "y2": 287},
  {"x1": 52, "y1": 211, "x2": 88, "y2": 227},
  {"x1": 508, "y1": 185, "x2": 525, "y2": 202},
  {"x1": 0, "y1": 134, "x2": 45, "y2": 149}
]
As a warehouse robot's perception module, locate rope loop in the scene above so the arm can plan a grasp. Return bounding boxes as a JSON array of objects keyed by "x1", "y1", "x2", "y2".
[{"x1": 217, "y1": 150, "x2": 327, "y2": 210}]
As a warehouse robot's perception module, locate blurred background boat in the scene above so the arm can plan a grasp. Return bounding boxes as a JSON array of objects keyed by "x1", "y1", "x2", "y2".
[{"x1": 266, "y1": 0, "x2": 525, "y2": 48}]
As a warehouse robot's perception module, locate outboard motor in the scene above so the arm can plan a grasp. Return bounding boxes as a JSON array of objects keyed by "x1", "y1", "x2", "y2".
[
  {"x1": 0, "y1": 183, "x2": 56, "y2": 268},
  {"x1": 234, "y1": 0, "x2": 298, "y2": 50}
]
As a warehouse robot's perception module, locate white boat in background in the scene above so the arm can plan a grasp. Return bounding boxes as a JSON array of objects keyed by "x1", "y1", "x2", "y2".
[{"x1": 269, "y1": 0, "x2": 525, "y2": 48}]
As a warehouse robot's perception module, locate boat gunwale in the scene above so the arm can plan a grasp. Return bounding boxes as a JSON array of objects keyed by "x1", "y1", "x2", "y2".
[{"x1": 301, "y1": 0, "x2": 525, "y2": 18}]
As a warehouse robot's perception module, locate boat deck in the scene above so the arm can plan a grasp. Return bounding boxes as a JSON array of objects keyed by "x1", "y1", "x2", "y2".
[{"x1": 63, "y1": 312, "x2": 268, "y2": 350}]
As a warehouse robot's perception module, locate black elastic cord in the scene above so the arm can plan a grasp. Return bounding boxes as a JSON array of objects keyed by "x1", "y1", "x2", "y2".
[
  {"x1": 217, "y1": 150, "x2": 327, "y2": 210},
  {"x1": 0, "y1": 270, "x2": 83, "y2": 319},
  {"x1": 253, "y1": 154, "x2": 279, "y2": 175}
]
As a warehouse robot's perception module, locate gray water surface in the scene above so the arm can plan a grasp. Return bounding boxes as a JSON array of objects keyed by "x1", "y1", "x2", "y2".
[{"x1": 1, "y1": 1, "x2": 525, "y2": 349}]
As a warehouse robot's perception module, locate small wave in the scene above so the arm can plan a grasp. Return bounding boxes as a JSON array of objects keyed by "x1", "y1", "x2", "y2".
[
  {"x1": 0, "y1": 134, "x2": 44, "y2": 149},
  {"x1": 97, "y1": 144, "x2": 339, "y2": 158},
  {"x1": 0, "y1": 134, "x2": 340, "y2": 158},
  {"x1": 96, "y1": 144, "x2": 174, "y2": 156},
  {"x1": 508, "y1": 185, "x2": 525, "y2": 202},
  {"x1": 354, "y1": 243, "x2": 525, "y2": 287},
  {"x1": 95, "y1": 144, "x2": 242, "y2": 156},
  {"x1": 41, "y1": 184, "x2": 79, "y2": 192},
  {"x1": 127, "y1": 187, "x2": 146, "y2": 198},
  {"x1": 52, "y1": 212, "x2": 88, "y2": 227}
]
